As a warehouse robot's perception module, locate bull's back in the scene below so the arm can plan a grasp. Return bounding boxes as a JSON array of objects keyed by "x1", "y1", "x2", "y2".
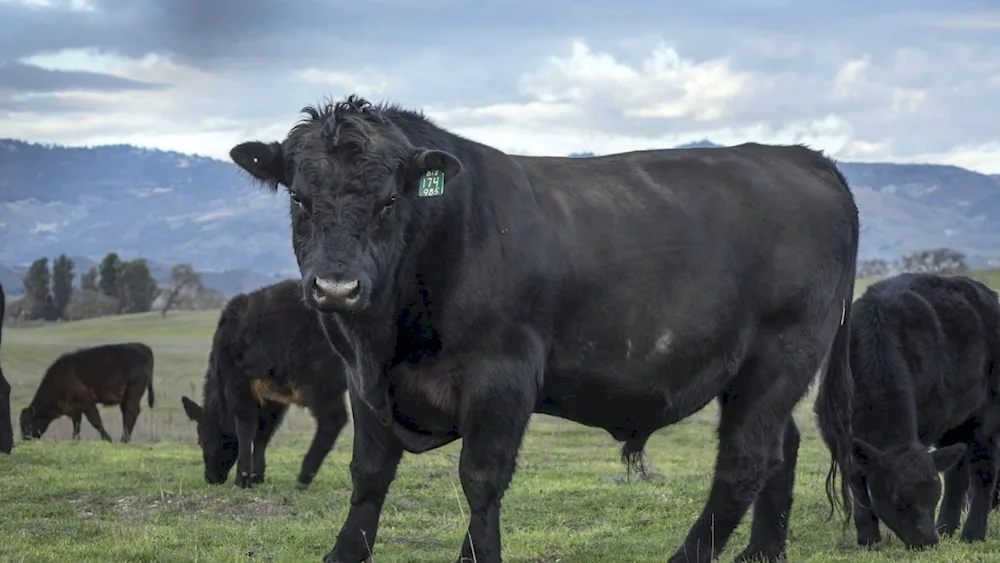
[
  {"x1": 64, "y1": 343, "x2": 151, "y2": 398},
  {"x1": 514, "y1": 143, "x2": 856, "y2": 338},
  {"x1": 520, "y1": 144, "x2": 852, "y2": 281},
  {"x1": 862, "y1": 275, "x2": 999, "y2": 432},
  {"x1": 518, "y1": 143, "x2": 853, "y2": 229}
]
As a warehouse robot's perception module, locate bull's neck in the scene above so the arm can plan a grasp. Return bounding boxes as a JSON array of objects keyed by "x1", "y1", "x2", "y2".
[{"x1": 853, "y1": 387, "x2": 919, "y2": 450}]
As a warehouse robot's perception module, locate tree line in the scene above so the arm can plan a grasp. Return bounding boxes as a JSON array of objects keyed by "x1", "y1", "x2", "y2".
[
  {"x1": 7, "y1": 252, "x2": 226, "y2": 323},
  {"x1": 856, "y1": 247, "x2": 970, "y2": 278}
]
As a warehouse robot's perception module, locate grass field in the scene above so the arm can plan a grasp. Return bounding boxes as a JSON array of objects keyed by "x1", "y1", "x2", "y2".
[{"x1": 4, "y1": 306, "x2": 1000, "y2": 562}]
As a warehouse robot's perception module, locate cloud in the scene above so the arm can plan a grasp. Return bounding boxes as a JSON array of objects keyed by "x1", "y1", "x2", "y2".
[
  {"x1": 0, "y1": 0, "x2": 998, "y2": 173},
  {"x1": 0, "y1": 61, "x2": 163, "y2": 93}
]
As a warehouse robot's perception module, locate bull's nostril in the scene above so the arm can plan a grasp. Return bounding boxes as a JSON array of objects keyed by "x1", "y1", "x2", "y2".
[
  {"x1": 312, "y1": 277, "x2": 362, "y2": 304},
  {"x1": 345, "y1": 281, "x2": 361, "y2": 299}
]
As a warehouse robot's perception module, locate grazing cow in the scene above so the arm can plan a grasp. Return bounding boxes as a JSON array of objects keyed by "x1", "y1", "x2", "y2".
[
  {"x1": 20, "y1": 342, "x2": 155, "y2": 443},
  {"x1": 180, "y1": 279, "x2": 350, "y2": 489},
  {"x1": 228, "y1": 95, "x2": 859, "y2": 563},
  {"x1": 817, "y1": 273, "x2": 1000, "y2": 549},
  {"x1": 0, "y1": 281, "x2": 11, "y2": 454}
]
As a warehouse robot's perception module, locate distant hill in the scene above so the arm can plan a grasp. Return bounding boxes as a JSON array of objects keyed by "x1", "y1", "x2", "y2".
[
  {"x1": 2, "y1": 137, "x2": 1000, "y2": 296},
  {"x1": 0, "y1": 140, "x2": 296, "y2": 277}
]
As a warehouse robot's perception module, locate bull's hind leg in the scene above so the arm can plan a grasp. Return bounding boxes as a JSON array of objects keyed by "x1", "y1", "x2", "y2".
[
  {"x1": 668, "y1": 330, "x2": 826, "y2": 563},
  {"x1": 296, "y1": 401, "x2": 349, "y2": 489},
  {"x1": 119, "y1": 387, "x2": 145, "y2": 443},
  {"x1": 961, "y1": 427, "x2": 999, "y2": 542},
  {"x1": 734, "y1": 417, "x2": 800, "y2": 563},
  {"x1": 70, "y1": 412, "x2": 82, "y2": 440},
  {"x1": 83, "y1": 405, "x2": 113, "y2": 442}
]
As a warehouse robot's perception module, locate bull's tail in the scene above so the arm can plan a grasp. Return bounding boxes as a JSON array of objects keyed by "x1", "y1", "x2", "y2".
[
  {"x1": 147, "y1": 371, "x2": 156, "y2": 408},
  {"x1": 142, "y1": 344, "x2": 156, "y2": 408},
  {"x1": 813, "y1": 164, "x2": 860, "y2": 530}
]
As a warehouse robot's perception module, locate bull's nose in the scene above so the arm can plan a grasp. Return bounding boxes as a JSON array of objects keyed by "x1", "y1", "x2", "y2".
[
  {"x1": 907, "y1": 534, "x2": 940, "y2": 550},
  {"x1": 311, "y1": 276, "x2": 363, "y2": 308}
]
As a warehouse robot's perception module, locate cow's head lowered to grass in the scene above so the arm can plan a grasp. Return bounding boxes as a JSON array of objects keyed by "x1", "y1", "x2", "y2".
[
  {"x1": 181, "y1": 395, "x2": 237, "y2": 485},
  {"x1": 229, "y1": 95, "x2": 463, "y2": 314}
]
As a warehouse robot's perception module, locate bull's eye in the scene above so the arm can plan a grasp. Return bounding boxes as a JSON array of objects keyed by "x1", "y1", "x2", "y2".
[
  {"x1": 379, "y1": 194, "x2": 397, "y2": 216},
  {"x1": 290, "y1": 193, "x2": 304, "y2": 209}
]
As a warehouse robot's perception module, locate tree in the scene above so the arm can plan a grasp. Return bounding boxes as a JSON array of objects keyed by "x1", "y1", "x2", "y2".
[
  {"x1": 81, "y1": 267, "x2": 99, "y2": 292},
  {"x1": 856, "y1": 258, "x2": 892, "y2": 279},
  {"x1": 64, "y1": 290, "x2": 121, "y2": 321},
  {"x1": 898, "y1": 248, "x2": 968, "y2": 275},
  {"x1": 22, "y1": 257, "x2": 52, "y2": 320},
  {"x1": 117, "y1": 259, "x2": 159, "y2": 314},
  {"x1": 51, "y1": 254, "x2": 76, "y2": 319},
  {"x1": 184, "y1": 287, "x2": 227, "y2": 310},
  {"x1": 98, "y1": 252, "x2": 122, "y2": 301},
  {"x1": 160, "y1": 263, "x2": 203, "y2": 317}
]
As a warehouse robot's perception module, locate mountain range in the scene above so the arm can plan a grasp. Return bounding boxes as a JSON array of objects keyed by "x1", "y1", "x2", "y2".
[{"x1": 3, "y1": 138, "x2": 999, "y2": 297}]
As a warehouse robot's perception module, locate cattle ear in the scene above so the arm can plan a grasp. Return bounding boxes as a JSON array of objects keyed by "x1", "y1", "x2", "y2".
[
  {"x1": 230, "y1": 141, "x2": 286, "y2": 189},
  {"x1": 931, "y1": 443, "x2": 966, "y2": 472},
  {"x1": 405, "y1": 148, "x2": 463, "y2": 194},
  {"x1": 181, "y1": 396, "x2": 203, "y2": 422},
  {"x1": 852, "y1": 438, "x2": 882, "y2": 468}
]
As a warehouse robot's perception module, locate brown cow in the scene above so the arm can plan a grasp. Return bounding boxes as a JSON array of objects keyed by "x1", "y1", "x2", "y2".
[
  {"x1": 20, "y1": 342, "x2": 155, "y2": 443},
  {"x1": 0, "y1": 281, "x2": 11, "y2": 454}
]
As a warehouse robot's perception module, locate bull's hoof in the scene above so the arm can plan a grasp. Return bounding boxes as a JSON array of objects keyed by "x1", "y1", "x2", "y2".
[
  {"x1": 294, "y1": 480, "x2": 311, "y2": 490},
  {"x1": 850, "y1": 538, "x2": 883, "y2": 551},
  {"x1": 734, "y1": 547, "x2": 786, "y2": 563},
  {"x1": 321, "y1": 554, "x2": 372, "y2": 563},
  {"x1": 233, "y1": 472, "x2": 259, "y2": 489}
]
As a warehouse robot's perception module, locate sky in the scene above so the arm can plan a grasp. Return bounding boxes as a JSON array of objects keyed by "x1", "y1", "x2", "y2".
[{"x1": 2, "y1": 0, "x2": 999, "y2": 173}]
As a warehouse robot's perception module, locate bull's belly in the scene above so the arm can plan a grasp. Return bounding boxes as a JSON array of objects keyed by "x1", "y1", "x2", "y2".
[{"x1": 534, "y1": 363, "x2": 728, "y2": 440}]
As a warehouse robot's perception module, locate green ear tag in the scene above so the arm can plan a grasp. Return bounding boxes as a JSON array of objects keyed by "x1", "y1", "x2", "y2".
[{"x1": 418, "y1": 170, "x2": 445, "y2": 198}]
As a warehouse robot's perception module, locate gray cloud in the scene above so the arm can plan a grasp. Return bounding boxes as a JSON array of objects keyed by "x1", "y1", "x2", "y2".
[
  {"x1": 0, "y1": 0, "x2": 998, "y2": 171},
  {"x1": 0, "y1": 62, "x2": 165, "y2": 93}
]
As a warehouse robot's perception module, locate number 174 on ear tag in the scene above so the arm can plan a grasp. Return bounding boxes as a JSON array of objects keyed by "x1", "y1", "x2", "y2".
[{"x1": 418, "y1": 170, "x2": 445, "y2": 197}]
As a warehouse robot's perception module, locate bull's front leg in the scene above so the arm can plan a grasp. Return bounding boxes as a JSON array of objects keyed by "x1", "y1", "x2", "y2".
[
  {"x1": 455, "y1": 326, "x2": 544, "y2": 563},
  {"x1": 851, "y1": 472, "x2": 882, "y2": 548},
  {"x1": 323, "y1": 393, "x2": 404, "y2": 563},
  {"x1": 232, "y1": 403, "x2": 260, "y2": 489},
  {"x1": 937, "y1": 452, "x2": 969, "y2": 537}
]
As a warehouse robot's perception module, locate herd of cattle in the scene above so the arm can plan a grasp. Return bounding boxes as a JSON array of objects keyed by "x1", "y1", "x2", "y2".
[{"x1": 1, "y1": 94, "x2": 1000, "y2": 563}]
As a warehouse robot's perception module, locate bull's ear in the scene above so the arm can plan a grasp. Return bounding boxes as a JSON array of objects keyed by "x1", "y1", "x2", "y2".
[
  {"x1": 931, "y1": 443, "x2": 966, "y2": 472},
  {"x1": 181, "y1": 396, "x2": 203, "y2": 422},
  {"x1": 852, "y1": 438, "x2": 883, "y2": 468},
  {"x1": 230, "y1": 141, "x2": 286, "y2": 189},
  {"x1": 405, "y1": 148, "x2": 463, "y2": 195}
]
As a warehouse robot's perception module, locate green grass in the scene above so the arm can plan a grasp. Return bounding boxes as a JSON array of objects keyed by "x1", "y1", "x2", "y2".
[{"x1": 4, "y1": 310, "x2": 1000, "y2": 562}]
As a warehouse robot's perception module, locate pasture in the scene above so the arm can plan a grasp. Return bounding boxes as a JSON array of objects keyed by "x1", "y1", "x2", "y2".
[{"x1": 3, "y1": 306, "x2": 1000, "y2": 562}]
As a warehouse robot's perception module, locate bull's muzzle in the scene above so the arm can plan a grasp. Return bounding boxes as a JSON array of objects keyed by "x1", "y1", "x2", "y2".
[{"x1": 309, "y1": 275, "x2": 364, "y2": 312}]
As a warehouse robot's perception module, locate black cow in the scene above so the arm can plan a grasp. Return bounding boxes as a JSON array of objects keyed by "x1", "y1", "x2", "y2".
[
  {"x1": 0, "y1": 281, "x2": 11, "y2": 454},
  {"x1": 818, "y1": 273, "x2": 1000, "y2": 549},
  {"x1": 228, "y1": 94, "x2": 859, "y2": 563},
  {"x1": 180, "y1": 279, "x2": 350, "y2": 489},
  {"x1": 20, "y1": 342, "x2": 155, "y2": 442}
]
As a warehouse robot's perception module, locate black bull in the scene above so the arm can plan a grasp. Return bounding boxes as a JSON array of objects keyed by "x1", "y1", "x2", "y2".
[
  {"x1": 1, "y1": 281, "x2": 11, "y2": 454},
  {"x1": 229, "y1": 96, "x2": 860, "y2": 563}
]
